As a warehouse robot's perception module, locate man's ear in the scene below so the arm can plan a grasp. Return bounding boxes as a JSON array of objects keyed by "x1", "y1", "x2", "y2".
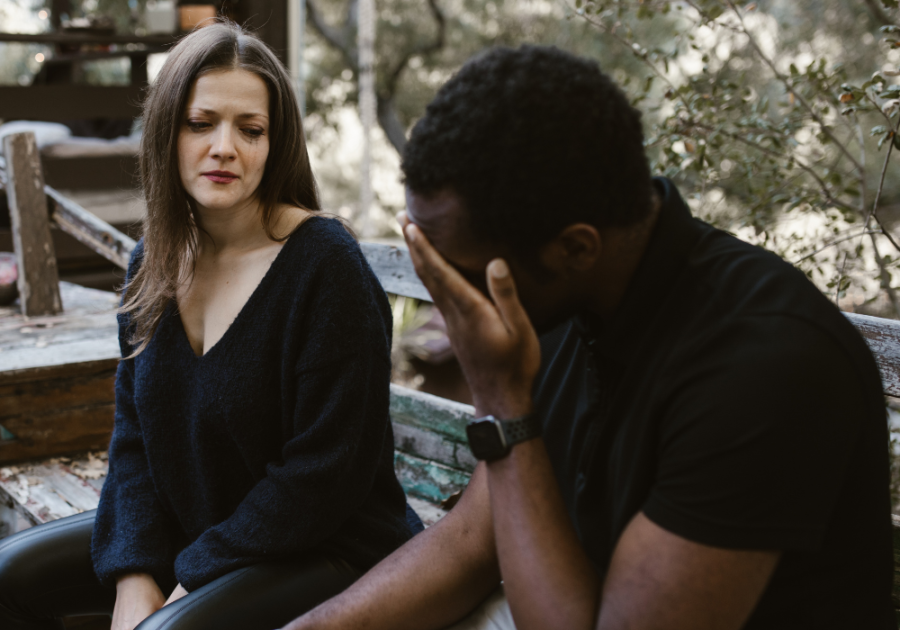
[{"x1": 539, "y1": 223, "x2": 602, "y2": 275}]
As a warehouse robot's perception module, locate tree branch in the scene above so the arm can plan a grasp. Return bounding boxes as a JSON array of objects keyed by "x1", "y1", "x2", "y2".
[
  {"x1": 723, "y1": 0, "x2": 865, "y2": 178},
  {"x1": 377, "y1": 0, "x2": 446, "y2": 152},
  {"x1": 306, "y1": 0, "x2": 446, "y2": 154},
  {"x1": 870, "y1": 231, "x2": 900, "y2": 317},
  {"x1": 306, "y1": 0, "x2": 357, "y2": 68},
  {"x1": 383, "y1": 0, "x2": 445, "y2": 97},
  {"x1": 376, "y1": 95, "x2": 411, "y2": 154},
  {"x1": 863, "y1": 0, "x2": 897, "y2": 27}
]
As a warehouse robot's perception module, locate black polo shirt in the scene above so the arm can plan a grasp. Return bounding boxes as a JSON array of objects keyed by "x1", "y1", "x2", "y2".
[{"x1": 534, "y1": 178, "x2": 894, "y2": 628}]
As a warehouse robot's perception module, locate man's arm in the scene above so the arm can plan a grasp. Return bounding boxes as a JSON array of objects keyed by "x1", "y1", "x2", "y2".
[
  {"x1": 488, "y1": 437, "x2": 780, "y2": 630},
  {"x1": 284, "y1": 463, "x2": 500, "y2": 630},
  {"x1": 403, "y1": 222, "x2": 782, "y2": 630}
]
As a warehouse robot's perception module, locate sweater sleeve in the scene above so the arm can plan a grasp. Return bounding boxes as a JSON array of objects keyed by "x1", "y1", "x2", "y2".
[
  {"x1": 91, "y1": 243, "x2": 177, "y2": 587},
  {"x1": 172, "y1": 237, "x2": 396, "y2": 591}
]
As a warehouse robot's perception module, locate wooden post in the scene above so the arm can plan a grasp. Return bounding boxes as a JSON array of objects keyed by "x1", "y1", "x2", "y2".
[{"x1": 3, "y1": 132, "x2": 62, "y2": 317}]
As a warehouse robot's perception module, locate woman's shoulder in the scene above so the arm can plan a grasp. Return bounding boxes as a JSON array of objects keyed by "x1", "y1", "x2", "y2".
[
  {"x1": 281, "y1": 215, "x2": 369, "y2": 277},
  {"x1": 279, "y1": 215, "x2": 388, "y2": 312},
  {"x1": 292, "y1": 214, "x2": 357, "y2": 247},
  {"x1": 127, "y1": 238, "x2": 145, "y2": 277}
]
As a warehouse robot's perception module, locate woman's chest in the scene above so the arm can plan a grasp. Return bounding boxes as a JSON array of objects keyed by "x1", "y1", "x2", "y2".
[
  {"x1": 131, "y1": 310, "x2": 292, "y2": 451},
  {"x1": 176, "y1": 245, "x2": 283, "y2": 357}
]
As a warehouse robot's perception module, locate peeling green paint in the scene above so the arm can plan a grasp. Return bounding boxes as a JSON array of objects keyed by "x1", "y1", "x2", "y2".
[
  {"x1": 390, "y1": 384, "x2": 474, "y2": 442},
  {"x1": 394, "y1": 451, "x2": 472, "y2": 503}
]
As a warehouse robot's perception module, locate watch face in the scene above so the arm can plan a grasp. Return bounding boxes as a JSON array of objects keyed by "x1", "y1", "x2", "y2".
[{"x1": 466, "y1": 418, "x2": 507, "y2": 461}]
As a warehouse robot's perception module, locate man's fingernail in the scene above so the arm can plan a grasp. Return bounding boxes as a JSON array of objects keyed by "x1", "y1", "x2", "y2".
[
  {"x1": 405, "y1": 224, "x2": 417, "y2": 242},
  {"x1": 490, "y1": 259, "x2": 509, "y2": 279},
  {"x1": 397, "y1": 211, "x2": 408, "y2": 226}
]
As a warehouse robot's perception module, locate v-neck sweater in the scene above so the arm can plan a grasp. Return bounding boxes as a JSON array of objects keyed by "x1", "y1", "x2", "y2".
[{"x1": 91, "y1": 217, "x2": 418, "y2": 592}]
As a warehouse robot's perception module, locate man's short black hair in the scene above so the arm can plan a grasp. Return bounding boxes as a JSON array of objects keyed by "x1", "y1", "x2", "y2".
[{"x1": 402, "y1": 45, "x2": 654, "y2": 255}]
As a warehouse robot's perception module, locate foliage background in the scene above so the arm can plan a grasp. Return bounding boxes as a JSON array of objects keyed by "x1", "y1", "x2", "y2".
[{"x1": 4, "y1": 0, "x2": 900, "y2": 501}]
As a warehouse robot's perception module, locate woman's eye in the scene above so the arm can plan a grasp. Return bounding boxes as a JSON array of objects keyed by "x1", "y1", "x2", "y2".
[
  {"x1": 186, "y1": 121, "x2": 210, "y2": 131},
  {"x1": 243, "y1": 128, "x2": 265, "y2": 138}
]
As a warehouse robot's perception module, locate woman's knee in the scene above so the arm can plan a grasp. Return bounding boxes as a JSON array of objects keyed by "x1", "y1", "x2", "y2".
[
  {"x1": 136, "y1": 556, "x2": 361, "y2": 630},
  {"x1": 0, "y1": 511, "x2": 107, "y2": 618}
]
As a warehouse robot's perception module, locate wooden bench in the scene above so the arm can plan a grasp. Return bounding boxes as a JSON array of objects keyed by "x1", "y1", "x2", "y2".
[{"x1": 1, "y1": 130, "x2": 899, "y2": 618}]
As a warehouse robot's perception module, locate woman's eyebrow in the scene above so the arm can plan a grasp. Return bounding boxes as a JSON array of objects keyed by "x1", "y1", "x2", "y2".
[{"x1": 188, "y1": 108, "x2": 269, "y2": 120}]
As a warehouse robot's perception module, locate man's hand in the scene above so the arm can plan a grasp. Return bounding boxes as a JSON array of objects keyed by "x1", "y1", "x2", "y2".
[
  {"x1": 112, "y1": 573, "x2": 165, "y2": 630},
  {"x1": 402, "y1": 220, "x2": 540, "y2": 419},
  {"x1": 165, "y1": 583, "x2": 189, "y2": 606}
]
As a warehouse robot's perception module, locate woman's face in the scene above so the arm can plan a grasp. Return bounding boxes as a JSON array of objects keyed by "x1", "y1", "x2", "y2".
[{"x1": 177, "y1": 68, "x2": 270, "y2": 217}]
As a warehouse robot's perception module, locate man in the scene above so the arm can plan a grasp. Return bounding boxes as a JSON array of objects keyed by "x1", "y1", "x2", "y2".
[{"x1": 286, "y1": 45, "x2": 894, "y2": 629}]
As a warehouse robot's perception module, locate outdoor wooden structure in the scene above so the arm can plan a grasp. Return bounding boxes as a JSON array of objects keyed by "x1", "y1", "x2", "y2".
[
  {"x1": 2, "y1": 130, "x2": 900, "y2": 619},
  {"x1": 0, "y1": 0, "x2": 292, "y2": 196}
]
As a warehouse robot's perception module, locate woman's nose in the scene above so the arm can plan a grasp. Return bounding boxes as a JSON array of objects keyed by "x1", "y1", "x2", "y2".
[{"x1": 210, "y1": 125, "x2": 237, "y2": 160}]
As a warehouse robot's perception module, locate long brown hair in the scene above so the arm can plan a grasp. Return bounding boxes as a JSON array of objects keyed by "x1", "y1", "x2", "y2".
[{"x1": 122, "y1": 20, "x2": 321, "y2": 355}]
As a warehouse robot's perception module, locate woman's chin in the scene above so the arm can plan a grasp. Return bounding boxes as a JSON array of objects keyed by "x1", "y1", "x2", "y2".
[{"x1": 192, "y1": 194, "x2": 253, "y2": 214}]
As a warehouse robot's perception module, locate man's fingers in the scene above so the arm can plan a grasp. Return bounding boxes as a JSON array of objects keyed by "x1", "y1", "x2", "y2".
[
  {"x1": 404, "y1": 224, "x2": 485, "y2": 314},
  {"x1": 487, "y1": 259, "x2": 533, "y2": 336}
]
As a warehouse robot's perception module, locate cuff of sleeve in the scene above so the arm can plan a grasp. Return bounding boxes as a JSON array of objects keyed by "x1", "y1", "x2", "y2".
[
  {"x1": 174, "y1": 537, "x2": 254, "y2": 592},
  {"x1": 93, "y1": 552, "x2": 172, "y2": 589},
  {"x1": 642, "y1": 495, "x2": 827, "y2": 553}
]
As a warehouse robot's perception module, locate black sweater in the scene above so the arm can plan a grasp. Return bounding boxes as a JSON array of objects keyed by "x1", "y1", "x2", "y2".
[{"x1": 91, "y1": 217, "x2": 418, "y2": 591}]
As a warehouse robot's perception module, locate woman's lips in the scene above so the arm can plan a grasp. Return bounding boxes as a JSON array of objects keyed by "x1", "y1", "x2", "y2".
[{"x1": 202, "y1": 171, "x2": 238, "y2": 183}]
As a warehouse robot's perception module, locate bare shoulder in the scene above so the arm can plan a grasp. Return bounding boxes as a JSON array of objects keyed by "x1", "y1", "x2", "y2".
[{"x1": 271, "y1": 203, "x2": 314, "y2": 240}]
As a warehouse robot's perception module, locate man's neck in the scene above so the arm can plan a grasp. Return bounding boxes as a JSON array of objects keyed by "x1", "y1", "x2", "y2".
[{"x1": 584, "y1": 194, "x2": 662, "y2": 322}]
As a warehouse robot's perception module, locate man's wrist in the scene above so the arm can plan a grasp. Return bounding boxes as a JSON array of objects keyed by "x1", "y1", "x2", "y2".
[
  {"x1": 467, "y1": 411, "x2": 541, "y2": 462},
  {"x1": 473, "y1": 396, "x2": 533, "y2": 420}
]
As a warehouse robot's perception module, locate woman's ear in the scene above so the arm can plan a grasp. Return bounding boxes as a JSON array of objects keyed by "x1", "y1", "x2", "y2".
[{"x1": 539, "y1": 223, "x2": 602, "y2": 275}]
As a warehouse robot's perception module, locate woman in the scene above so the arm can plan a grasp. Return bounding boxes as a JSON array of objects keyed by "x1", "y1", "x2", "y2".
[{"x1": 0, "y1": 21, "x2": 420, "y2": 630}]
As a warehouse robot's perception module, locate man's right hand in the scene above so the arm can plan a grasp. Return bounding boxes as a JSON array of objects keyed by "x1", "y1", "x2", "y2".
[{"x1": 112, "y1": 573, "x2": 166, "y2": 630}]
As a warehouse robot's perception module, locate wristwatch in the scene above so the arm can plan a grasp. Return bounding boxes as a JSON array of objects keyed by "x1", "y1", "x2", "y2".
[{"x1": 466, "y1": 414, "x2": 541, "y2": 461}]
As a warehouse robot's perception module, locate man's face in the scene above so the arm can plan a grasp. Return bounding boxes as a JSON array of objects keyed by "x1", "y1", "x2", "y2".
[{"x1": 405, "y1": 187, "x2": 580, "y2": 334}]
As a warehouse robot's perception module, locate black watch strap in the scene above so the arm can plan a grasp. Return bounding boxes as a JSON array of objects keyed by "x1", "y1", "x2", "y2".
[
  {"x1": 466, "y1": 413, "x2": 542, "y2": 461},
  {"x1": 499, "y1": 414, "x2": 541, "y2": 446}
]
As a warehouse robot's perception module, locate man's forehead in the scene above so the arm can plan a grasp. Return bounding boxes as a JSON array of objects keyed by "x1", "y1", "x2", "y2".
[
  {"x1": 405, "y1": 187, "x2": 497, "y2": 269},
  {"x1": 405, "y1": 188, "x2": 467, "y2": 231}
]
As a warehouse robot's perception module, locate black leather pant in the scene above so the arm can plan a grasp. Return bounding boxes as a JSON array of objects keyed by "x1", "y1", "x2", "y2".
[{"x1": 0, "y1": 510, "x2": 362, "y2": 630}]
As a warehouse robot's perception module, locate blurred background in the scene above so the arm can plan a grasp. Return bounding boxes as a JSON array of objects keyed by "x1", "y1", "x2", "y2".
[{"x1": 5, "y1": 0, "x2": 900, "y2": 494}]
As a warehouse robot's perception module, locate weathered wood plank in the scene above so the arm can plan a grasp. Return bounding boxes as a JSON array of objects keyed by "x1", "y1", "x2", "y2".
[
  {"x1": 0, "y1": 360, "x2": 115, "y2": 464},
  {"x1": 393, "y1": 422, "x2": 476, "y2": 473},
  {"x1": 390, "y1": 383, "x2": 474, "y2": 443},
  {"x1": 360, "y1": 242, "x2": 432, "y2": 302},
  {"x1": 406, "y1": 496, "x2": 448, "y2": 527},
  {"x1": 845, "y1": 313, "x2": 900, "y2": 398},
  {"x1": 0, "y1": 86, "x2": 144, "y2": 121},
  {"x1": 0, "y1": 282, "x2": 119, "y2": 381},
  {"x1": 46, "y1": 186, "x2": 137, "y2": 270},
  {"x1": 393, "y1": 451, "x2": 471, "y2": 504},
  {"x1": 0, "y1": 404, "x2": 114, "y2": 464},
  {"x1": 3, "y1": 132, "x2": 62, "y2": 317},
  {"x1": 0, "y1": 365, "x2": 116, "y2": 417},
  {"x1": 0, "y1": 454, "x2": 107, "y2": 527}
]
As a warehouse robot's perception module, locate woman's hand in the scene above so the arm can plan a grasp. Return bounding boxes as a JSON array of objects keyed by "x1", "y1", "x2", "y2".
[
  {"x1": 165, "y1": 583, "x2": 189, "y2": 606},
  {"x1": 112, "y1": 573, "x2": 166, "y2": 630},
  {"x1": 402, "y1": 220, "x2": 541, "y2": 419}
]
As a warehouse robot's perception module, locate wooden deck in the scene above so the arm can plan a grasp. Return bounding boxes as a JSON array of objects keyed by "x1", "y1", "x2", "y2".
[
  {"x1": 0, "y1": 281, "x2": 118, "y2": 463},
  {"x1": 0, "y1": 451, "x2": 446, "y2": 537}
]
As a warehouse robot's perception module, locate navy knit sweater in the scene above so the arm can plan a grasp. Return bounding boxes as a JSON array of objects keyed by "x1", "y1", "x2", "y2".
[{"x1": 91, "y1": 217, "x2": 419, "y2": 591}]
